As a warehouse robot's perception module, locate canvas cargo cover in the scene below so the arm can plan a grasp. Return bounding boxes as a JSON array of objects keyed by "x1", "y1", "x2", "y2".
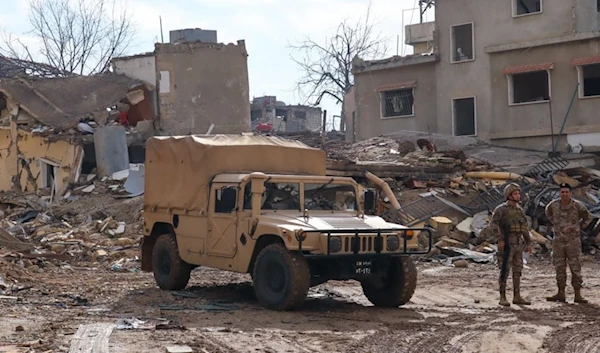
[{"x1": 144, "y1": 134, "x2": 327, "y2": 212}]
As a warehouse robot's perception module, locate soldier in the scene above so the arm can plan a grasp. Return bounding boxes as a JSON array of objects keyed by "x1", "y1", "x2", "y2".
[
  {"x1": 545, "y1": 183, "x2": 593, "y2": 303},
  {"x1": 489, "y1": 183, "x2": 532, "y2": 306}
]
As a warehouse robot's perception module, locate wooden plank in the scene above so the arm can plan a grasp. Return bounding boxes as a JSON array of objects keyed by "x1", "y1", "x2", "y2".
[
  {"x1": 69, "y1": 323, "x2": 115, "y2": 353},
  {"x1": 0, "y1": 228, "x2": 35, "y2": 252}
]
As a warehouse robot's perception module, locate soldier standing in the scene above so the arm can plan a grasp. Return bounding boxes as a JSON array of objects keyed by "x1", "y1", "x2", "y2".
[
  {"x1": 489, "y1": 183, "x2": 532, "y2": 306},
  {"x1": 545, "y1": 183, "x2": 593, "y2": 303}
]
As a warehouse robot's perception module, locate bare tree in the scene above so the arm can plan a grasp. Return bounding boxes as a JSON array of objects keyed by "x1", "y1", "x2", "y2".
[
  {"x1": 289, "y1": 3, "x2": 388, "y2": 106},
  {"x1": 1, "y1": 0, "x2": 136, "y2": 77}
]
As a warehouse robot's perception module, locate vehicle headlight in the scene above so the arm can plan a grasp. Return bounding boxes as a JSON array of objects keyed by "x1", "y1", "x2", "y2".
[
  {"x1": 328, "y1": 236, "x2": 342, "y2": 253},
  {"x1": 387, "y1": 235, "x2": 400, "y2": 251}
]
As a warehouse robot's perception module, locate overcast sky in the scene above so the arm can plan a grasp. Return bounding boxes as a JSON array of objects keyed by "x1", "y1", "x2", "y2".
[{"x1": 1, "y1": 0, "x2": 434, "y2": 130}]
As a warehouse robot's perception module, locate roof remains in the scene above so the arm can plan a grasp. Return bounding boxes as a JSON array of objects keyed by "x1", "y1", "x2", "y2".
[{"x1": 0, "y1": 74, "x2": 141, "y2": 130}]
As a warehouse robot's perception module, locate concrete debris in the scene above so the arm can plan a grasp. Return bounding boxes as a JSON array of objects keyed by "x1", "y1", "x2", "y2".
[{"x1": 166, "y1": 346, "x2": 193, "y2": 353}]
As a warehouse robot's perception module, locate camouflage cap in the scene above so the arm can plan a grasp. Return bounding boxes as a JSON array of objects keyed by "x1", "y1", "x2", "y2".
[{"x1": 504, "y1": 183, "x2": 521, "y2": 198}]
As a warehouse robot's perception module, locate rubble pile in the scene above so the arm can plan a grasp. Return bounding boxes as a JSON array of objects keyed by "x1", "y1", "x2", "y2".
[
  {"x1": 414, "y1": 168, "x2": 600, "y2": 267},
  {"x1": 0, "y1": 167, "x2": 144, "y2": 291}
]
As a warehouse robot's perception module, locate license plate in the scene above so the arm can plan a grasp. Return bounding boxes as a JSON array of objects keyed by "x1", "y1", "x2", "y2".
[{"x1": 355, "y1": 260, "x2": 372, "y2": 275}]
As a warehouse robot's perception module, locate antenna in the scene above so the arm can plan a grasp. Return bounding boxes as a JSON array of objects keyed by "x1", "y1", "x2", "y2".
[{"x1": 160, "y1": 16, "x2": 164, "y2": 43}]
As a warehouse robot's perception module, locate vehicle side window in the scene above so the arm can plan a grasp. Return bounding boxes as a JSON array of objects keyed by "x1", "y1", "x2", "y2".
[
  {"x1": 215, "y1": 186, "x2": 237, "y2": 213},
  {"x1": 243, "y1": 183, "x2": 252, "y2": 210}
]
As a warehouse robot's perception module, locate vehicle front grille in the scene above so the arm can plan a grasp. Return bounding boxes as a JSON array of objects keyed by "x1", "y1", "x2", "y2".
[{"x1": 343, "y1": 235, "x2": 383, "y2": 253}]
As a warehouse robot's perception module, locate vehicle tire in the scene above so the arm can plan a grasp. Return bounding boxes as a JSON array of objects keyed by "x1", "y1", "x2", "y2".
[
  {"x1": 361, "y1": 256, "x2": 417, "y2": 307},
  {"x1": 152, "y1": 233, "x2": 192, "y2": 290},
  {"x1": 252, "y1": 244, "x2": 310, "y2": 311}
]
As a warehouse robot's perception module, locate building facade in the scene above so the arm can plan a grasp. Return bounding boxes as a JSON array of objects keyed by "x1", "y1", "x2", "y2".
[
  {"x1": 350, "y1": 0, "x2": 600, "y2": 152},
  {"x1": 111, "y1": 29, "x2": 251, "y2": 135}
]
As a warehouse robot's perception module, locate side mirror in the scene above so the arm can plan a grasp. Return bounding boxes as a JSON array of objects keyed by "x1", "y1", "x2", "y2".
[
  {"x1": 220, "y1": 187, "x2": 237, "y2": 212},
  {"x1": 364, "y1": 189, "x2": 377, "y2": 214}
]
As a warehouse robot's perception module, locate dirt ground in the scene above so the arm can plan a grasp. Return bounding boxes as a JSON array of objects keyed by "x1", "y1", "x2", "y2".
[{"x1": 2, "y1": 255, "x2": 600, "y2": 353}]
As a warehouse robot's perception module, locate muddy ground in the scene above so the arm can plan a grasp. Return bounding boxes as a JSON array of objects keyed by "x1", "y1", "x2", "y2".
[{"x1": 1, "y1": 256, "x2": 600, "y2": 353}]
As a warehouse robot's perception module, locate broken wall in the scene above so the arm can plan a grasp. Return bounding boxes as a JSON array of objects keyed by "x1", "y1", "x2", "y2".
[
  {"x1": 0, "y1": 123, "x2": 82, "y2": 196},
  {"x1": 16, "y1": 130, "x2": 82, "y2": 196},
  {"x1": 111, "y1": 54, "x2": 159, "y2": 121},
  {"x1": 154, "y1": 40, "x2": 251, "y2": 134}
]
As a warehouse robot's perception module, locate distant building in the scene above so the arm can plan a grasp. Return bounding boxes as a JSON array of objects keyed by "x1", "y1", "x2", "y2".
[{"x1": 250, "y1": 96, "x2": 322, "y2": 133}]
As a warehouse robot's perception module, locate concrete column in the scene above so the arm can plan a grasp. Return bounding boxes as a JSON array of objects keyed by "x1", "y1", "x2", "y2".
[{"x1": 93, "y1": 125, "x2": 129, "y2": 177}]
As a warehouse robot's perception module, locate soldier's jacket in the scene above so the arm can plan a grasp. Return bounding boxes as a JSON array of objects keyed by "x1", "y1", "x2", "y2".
[
  {"x1": 489, "y1": 202, "x2": 531, "y2": 246},
  {"x1": 545, "y1": 199, "x2": 592, "y2": 240}
]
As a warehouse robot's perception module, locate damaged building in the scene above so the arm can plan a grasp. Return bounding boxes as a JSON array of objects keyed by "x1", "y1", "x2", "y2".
[
  {"x1": 250, "y1": 95, "x2": 322, "y2": 133},
  {"x1": 348, "y1": 0, "x2": 600, "y2": 152},
  {"x1": 111, "y1": 29, "x2": 251, "y2": 135},
  {"x1": 0, "y1": 74, "x2": 153, "y2": 197}
]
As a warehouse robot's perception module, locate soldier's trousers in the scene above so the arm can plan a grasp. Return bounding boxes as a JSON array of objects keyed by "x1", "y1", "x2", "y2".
[
  {"x1": 497, "y1": 243, "x2": 524, "y2": 288},
  {"x1": 552, "y1": 237, "x2": 583, "y2": 288}
]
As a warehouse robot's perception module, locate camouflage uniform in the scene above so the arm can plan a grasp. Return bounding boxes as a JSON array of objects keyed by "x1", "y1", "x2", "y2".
[
  {"x1": 545, "y1": 198, "x2": 592, "y2": 301},
  {"x1": 490, "y1": 202, "x2": 531, "y2": 298}
]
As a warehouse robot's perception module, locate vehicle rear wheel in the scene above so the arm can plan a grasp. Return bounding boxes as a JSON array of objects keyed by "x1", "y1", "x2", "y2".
[
  {"x1": 361, "y1": 256, "x2": 417, "y2": 307},
  {"x1": 152, "y1": 234, "x2": 192, "y2": 290},
  {"x1": 252, "y1": 244, "x2": 310, "y2": 311}
]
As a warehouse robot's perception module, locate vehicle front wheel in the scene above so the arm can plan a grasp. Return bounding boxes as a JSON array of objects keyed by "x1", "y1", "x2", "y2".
[
  {"x1": 361, "y1": 256, "x2": 417, "y2": 307},
  {"x1": 152, "y1": 234, "x2": 192, "y2": 290},
  {"x1": 252, "y1": 244, "x2": 310, "y2": 311}
]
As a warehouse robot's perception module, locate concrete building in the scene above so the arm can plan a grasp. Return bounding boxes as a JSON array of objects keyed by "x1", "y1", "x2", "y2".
[
  {"x1": 111, "y1": 29, "x2": 251, "y2": 135},
  {"x1": 250, "y1": 96, "x2": 322, "y2": 133},
  {"x1": 349, "y1": 0, "x2": 600, "y2": 152}
]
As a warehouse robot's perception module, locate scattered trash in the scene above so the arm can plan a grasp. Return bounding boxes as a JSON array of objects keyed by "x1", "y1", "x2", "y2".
[
  {"x1": 115, "y1": 318, "x2": 154, "y2": 330},
  {"x1": 82, "y1": 185, "x2": 96, "y2": 193},
  {"x1": 166, "y1": 346, "x2": 193, "y2": 353}
]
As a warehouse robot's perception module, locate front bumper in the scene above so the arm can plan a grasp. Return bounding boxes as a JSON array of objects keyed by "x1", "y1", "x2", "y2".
[{"x1": 296, "y1": 227, "x2": 433, "y2": 258}]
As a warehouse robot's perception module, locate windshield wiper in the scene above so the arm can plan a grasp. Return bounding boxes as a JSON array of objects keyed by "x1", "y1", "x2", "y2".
[{"x1": 307, "y1": 178, "x2": 334, "y2": 202}]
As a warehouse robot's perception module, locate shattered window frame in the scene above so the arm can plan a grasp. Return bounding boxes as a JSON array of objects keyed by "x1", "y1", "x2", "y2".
[
  {"x1": 380, "y1": 88, "x2": 414, "y2": 118},
  {"x1": 450, "y1": 22, "x2": 475, "y2": 64},
  {"x1": 577, "y1": 63, "x2": 600, "y2": 99},
  {"x1": 303, "y1": 183, "x2": 358, "y2": 211},
  {"x1": 507, "y1": 70, "x2": 551, "y2": 106},
  {"x1": 512, "y1": 0, "x2": 542, "y2": 17}
]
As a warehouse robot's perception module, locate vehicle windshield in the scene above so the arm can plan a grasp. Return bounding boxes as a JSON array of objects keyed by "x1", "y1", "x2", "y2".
[
  {"x1": 261, "y1": 182, "x2": 300, "y2": 210},
  {"x1": 304, "y1": 183, "x2": 357, "y2": 211}
]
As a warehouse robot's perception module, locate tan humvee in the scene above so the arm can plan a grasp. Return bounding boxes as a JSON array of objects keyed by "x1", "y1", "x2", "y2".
[{"x1": 141, "y1": 134, "x2": 432, "y2": 311}]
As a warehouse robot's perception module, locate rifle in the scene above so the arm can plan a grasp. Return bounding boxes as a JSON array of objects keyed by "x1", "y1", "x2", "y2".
[{"x1": 499, "y1": 221, "x2": 511, "y2": 283}]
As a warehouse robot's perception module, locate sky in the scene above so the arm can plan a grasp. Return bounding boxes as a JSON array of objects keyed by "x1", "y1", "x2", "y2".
[{"x1": 0, "y1": 0, "x2": 434, "y2": 130}]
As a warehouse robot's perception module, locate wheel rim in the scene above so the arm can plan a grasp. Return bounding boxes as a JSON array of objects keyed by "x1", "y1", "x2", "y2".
[{"x1": 266, "y1": 262, "x2": 285, "y2": 293}]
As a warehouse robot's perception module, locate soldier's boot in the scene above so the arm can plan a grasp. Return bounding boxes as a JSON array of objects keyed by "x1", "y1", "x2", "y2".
[
  {"x1": 499, "y1": 283, "x2": 510, "y2": 306},
  {"x1": 512, "y1": 276, "x2": 531, "y2": 305},
  {"x1": 574, "y1": 287, "x2": 588, "y2": 304},
  {"x1": 546, "y1": 285, "x2": 566, "y2": 302}
]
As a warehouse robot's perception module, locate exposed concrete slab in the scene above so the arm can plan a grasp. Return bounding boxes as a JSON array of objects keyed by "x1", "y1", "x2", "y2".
[{"x1": 384, "y1": 130, "x2": 598, "y2": 174}]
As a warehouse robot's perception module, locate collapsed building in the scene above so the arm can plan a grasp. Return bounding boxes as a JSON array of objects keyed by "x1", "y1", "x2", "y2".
[
  {"x1": 0, "y1": 28, "x2": 252, "y2": 198},
  {"x1": 250, "y1": 96, "x2": 322, "y2": 133},
  {"x1": 0, "y1": 74, "x2": 152, "y2": 197}
]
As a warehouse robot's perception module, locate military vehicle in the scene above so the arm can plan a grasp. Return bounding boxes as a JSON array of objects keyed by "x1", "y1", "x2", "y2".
[{"x1": 141, "y1": 134, "x2": 432, "y2": 310}]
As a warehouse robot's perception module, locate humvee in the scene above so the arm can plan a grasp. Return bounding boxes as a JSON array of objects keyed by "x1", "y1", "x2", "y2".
[{"x1": 141, "y1": 134, "x2": 432, "y2": 311}]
